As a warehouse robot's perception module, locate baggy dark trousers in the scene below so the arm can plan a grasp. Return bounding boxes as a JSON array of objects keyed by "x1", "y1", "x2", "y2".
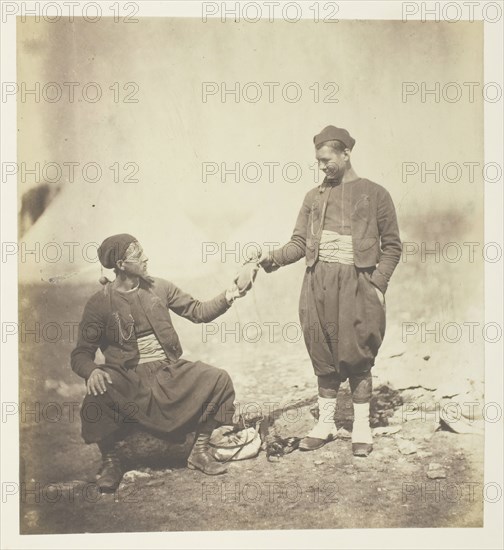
[
  {"x1": 80, "y1": 359, "x2": 236, "y2": 444},
  {"x1": 299, "y1": 262, "x2": 386, "y2": 381}
]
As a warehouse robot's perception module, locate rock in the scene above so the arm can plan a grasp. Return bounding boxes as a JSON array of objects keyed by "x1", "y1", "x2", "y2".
[
  {"x1": 438, "y1": 395, "x2": 485, "y2": 434},
  {"x1": 370, "y1": 385, "x2": 403, "y2": 426},
  {"x1": 426, "y1": 463, "x2": 446, "y2": 479},
  {"x1": 373, "y1": 425, "x2": 402, "y2": 436},
  {"x1": 314, "y1": 460, "x2": 325, "y2": 466},
  {"x1": 403, "y1": 419, "x2": 439, "y2": 441},
  {"x1": 122, "y1": 470, "x2": 152, "y2": 483},
  {"x1": 336, "y1": 428, "x2": 351, "y2": 440},
  {"x1": 397, "y1": 439, "x2": 418, "y2": 455},
  {"x1": 23, "y1": 510, "x2": 40, "y2": 529},
  {"x1": 146, "y1": 479, "x2": 165, "y2": 488},
  {"x1": 417, "y1": 450, "x2": 433, "y2": 459},
  {"x1": 115, "y1": 428, "x2": 194, "y2": 468}
]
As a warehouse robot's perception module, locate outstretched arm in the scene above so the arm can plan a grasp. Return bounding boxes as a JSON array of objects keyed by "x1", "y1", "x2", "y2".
[
  {"x1": 166, "y1": 281, "x2": 242, "y2": 323},
  {"x1": 260, "y1": 194, "x2": 311, "y2": 272}
]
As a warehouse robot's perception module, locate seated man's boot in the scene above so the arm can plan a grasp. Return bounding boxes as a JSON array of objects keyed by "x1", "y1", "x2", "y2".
[
  {"x1": 96, "y1": 436, "x2": 123, "y2": 492},
  {"x1": 352, "y1": 402, "x2": 373, "y2": 457},
  {"x1": 187, "y1": 432, "x2": 228, "y2": 475},
  {"x1": 299, "y1": 396, "x2": 337, "y2": 451}
]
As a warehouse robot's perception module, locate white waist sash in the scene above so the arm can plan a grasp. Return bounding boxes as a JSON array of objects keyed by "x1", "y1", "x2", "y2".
[
  {"x1": 136, "y1": 332, "x2": 168, "y2": 364},
  {"x1": 318, "y1": 230, "x2": 354, "y2": 264}
]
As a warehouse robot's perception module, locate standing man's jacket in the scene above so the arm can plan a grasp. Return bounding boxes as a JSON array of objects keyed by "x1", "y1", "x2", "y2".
[{"x1": 264, "y1": 178, "x2": 402, "y2": 294}]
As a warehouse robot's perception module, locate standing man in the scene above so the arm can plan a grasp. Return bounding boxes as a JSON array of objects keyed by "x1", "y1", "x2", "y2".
[
  {"x1": 259, "y1": 126, "x2": 402, "y2": 456},
  {"x1": 71, "y1": 234, "x2": 250, "y2": 491}
]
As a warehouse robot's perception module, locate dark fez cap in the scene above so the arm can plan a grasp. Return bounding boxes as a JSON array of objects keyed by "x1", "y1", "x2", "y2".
[
  {"x1": 313, "y1": 125, "x2": 356, "y2": 150},
  {"x1": 97, "y1": 233, "x2": 137, "y2": 269}
]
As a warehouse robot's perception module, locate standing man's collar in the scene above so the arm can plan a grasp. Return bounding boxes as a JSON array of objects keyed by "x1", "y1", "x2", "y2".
[{"x1": 319, "y1": 177, "x2": 342, "y2": 192}]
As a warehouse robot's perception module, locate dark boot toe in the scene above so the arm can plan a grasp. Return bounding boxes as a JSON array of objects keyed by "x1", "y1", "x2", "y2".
[
  {"x1": 96, "y1": 458, "x2": 123, "y2": 492},
  {"x1": 187, "y1": 452, "x2": 228, "y2": 475}
]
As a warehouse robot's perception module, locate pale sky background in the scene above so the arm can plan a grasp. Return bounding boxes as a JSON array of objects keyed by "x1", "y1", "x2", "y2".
[{"x1": 17, "y1": 18, "x2": 484, "y2": 283}]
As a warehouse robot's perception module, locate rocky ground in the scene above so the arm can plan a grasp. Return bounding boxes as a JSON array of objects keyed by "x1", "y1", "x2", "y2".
[{"x1": 17, "y1": 265, "x2": 485, "y2": 533}]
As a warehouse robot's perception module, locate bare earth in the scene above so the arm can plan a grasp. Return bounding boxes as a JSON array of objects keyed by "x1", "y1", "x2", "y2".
[{"x1": 18, "y1": 265, "x2": 484, "y2": 533}]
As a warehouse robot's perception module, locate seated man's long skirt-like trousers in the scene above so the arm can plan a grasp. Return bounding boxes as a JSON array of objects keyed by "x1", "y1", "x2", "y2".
[{"x1": 80, "y1": 359, "x2": 235, "y2": 444}]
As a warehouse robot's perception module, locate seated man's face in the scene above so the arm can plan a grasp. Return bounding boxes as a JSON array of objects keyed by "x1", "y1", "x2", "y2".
[{"x1": 121, "y1": 241, "x2": 149, "y2": 277}]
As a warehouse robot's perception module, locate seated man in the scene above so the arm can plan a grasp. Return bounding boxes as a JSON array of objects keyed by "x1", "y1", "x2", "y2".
[{"x1": 71, "y1": 233, "x2": 248, "y2": 491}]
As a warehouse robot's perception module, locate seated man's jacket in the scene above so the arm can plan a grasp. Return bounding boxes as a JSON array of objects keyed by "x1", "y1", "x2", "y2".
[
  {"x1": 265, "y1": 178, "x2": 402, "y2": 294},
  {"x1": 71, "y1": 277, "x2": 230, "y2": 379}
]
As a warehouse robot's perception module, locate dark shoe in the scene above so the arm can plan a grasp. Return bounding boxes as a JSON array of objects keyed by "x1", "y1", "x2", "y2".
[
  {"x1": 96, "y1": 456, "x2": 123, "y2": 492},
  {"x1": 352, "y1": 443, "x2": 373, "y2": 457},
  {"x1": 187, "y1": 433, "x2": 228, "y2": 475},
  {"x1": 299, "y1": 435, "x2": 333, "y2": 452}
]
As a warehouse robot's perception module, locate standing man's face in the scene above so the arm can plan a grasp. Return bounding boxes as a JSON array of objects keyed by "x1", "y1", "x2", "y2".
[{"x1": 315, "y1": 144, "x2": 349, "y2": 181}]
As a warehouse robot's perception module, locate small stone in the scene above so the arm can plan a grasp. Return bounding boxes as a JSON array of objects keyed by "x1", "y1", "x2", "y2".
[
  {"x1": 146, "y1": 479, "x2": 165, "y2": 488},
  {"x1": 398, "y1": 439, "x2": 418, "y2": 455},
  {"x1": 336, "y1": 428, "x2": 351, "y2": 440},
  {"x1": 314, "y1": 460, "x2": 325, "y2": 466},
  {"x1": 417, "y1": 450, "x2": 433, "y2": 459},
  {"x1": 122, "y1": 470, "x2": 152, "y2": 483},
  {"x1": 24, "y1": 510, "x2": 39, "y2": 528},
  {"x1": 426, "y1": 463, "x2": 446, "y2": 479},
  {"x1": 373, "y1": 425, "x2": 402, "y2": 436}
]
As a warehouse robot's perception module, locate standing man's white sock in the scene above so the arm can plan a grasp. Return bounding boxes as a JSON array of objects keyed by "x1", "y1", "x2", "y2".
[{"x1": 352, "y1": 402, "x2": 373, "y2": 456}]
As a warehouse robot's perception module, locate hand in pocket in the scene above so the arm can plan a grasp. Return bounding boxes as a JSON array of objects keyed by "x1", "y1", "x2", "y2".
[{"x1": 374, "y1": 287, "x2": 385, "y2": 307}]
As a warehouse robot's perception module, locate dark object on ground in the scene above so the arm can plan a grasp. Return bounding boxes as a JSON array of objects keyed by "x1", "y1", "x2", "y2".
[
  {"x1": 264, "y1": 435, "x2": 300, "y2": 461},
  {"x1": 370, "y1": 384, "x2": 403, "y2": 427}
]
